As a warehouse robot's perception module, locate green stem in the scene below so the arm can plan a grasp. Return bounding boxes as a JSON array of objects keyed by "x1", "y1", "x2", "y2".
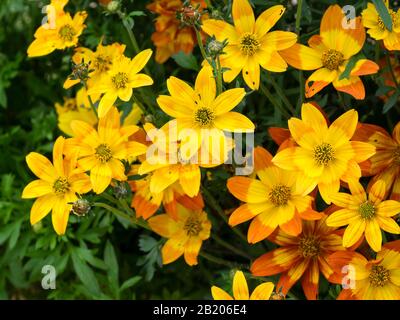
[
  {"x1": 216, "y1": 56, "x2": 223, "y2": 95},
  {"x1": 195, "y1": 27, "x2": 211, "y2": 65},
  {"x1": 259, "y1": 81, "x2": 291, "y2": 119},
  {"x1": 212, "y1": 234, "x2": 252, "y2": 260},
  {"x1": 201, "y1": 187, "x2": 248, "y2": 243},
  {"x1": 295, "y1": 0, "x2": 303, "y2": 34},
  {"x1": 93, "y1": 202, "x2": 132, "y2": 222},
  {"x1": 268, "y1": 76, "x2": 296, "y2": 115},
  {"x1": 83, "y1": 82, "x2": 98, "y2": 119},
  {"x1": 199, "y1": 252, "x2": 238, "y2": 268},
  {"x1": 337, "y1": 91, "x2": 347, "y2": 111},
  {"x1": 386, "y1": 52, "x2": 399, "y2": 89}
]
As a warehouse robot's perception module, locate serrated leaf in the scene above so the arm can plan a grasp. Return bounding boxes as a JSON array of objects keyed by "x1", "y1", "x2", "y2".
[
  {"x1": 138, "y1": 235, "x2": 158, "y2": 252},
  {"x1": 372, "y1": 0, "x2": 392, "y2": 32},
  {"x1": 172, "y1": 51, "x2": 199, "y2": 71},
  {"x1": 383, "y1": 90, "x2": 400, "y2": 113},
  {"x1": 120, "y1": 276, "x2": 141, "y2": 292},
  {"x1": 71, "y1": 250, "x2": 101, "y2": 297}
]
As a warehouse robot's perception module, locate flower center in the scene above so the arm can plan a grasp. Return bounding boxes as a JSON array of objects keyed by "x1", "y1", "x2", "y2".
[
  {"x1": 112, "y1": 72, "x2": 129, "y2": 89},
  {"x1": 58, "y1": 24, "x2": 76, "y2": 42},
  {"x1": 239, "y1": 33, "x2": 260, "y2": 56},
  {"x1": 269, "y1": 184, "x2": 291, "y2": 206},
  {"x1": 359, "y1": 201, "x2": 376, "y2": 219},
  {"x1": 369, "y1": 265, "x2": 390, "y2": 287},
  {"x1": 194, "y1": 107, "x2": 215, "y2": 127},
  {"x1": 53, "y1": 177, "x2": 70, "y2": 195},
  {"x1": 94, "y1": 54, "x2": 112, "y2": 73},
  {"x1": 313, "y1": 143, "x2": 335, "y2": 166},
  {"x1": 299, "y1": 236, "x2": 320, "y2": 258},
  {"x1": 393, "y1": 146, "x2": 400, "y2": 165},
  {"x1": 95, "y1": 143, "x2": 113, "y2": 163},
  {"x1": 322, "y1": 49, "x2": 344, "y2": 71},
  {"x1": 184, "y1": 214, "x2": 203, "y2": 236},
  {"x1": 378, "y1": 10, "x2": 397, "y2": 30}
]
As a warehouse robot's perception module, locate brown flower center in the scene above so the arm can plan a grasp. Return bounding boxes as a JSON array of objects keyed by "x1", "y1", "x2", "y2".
[
  {"x1": 58, "y1": 24, "x2": 76, "y2": 42},
  {"x1": 95, "y1": 143, "x2": 113, "y2": 163},
  {"x1": 322, "y1": 49, "x2": 344, "y2": 71},
  {"x1": 240, "y1": 33, "x2": 260, "y2": 56},
  {"x1": 314, "y1": 143, "x2": 335, "y2": 166},
  {"x1": 112, "y1": 72, "x2": 129, "y2": 89},
  {"x1": 269, "y1": 184, "x2": 291, "y2": 206},
  {"x1": 369, "y1": 265, "x2": 390, "y2": 287},
  {"x1": 359, "y1": 201, "x2": 376, "y2": 220},
  {"x1": 299, "y1": 236, "x2": 320, "y2": 258},
  {"x1": 184, "y1": 214, "x2": 203, "y2": 236},
  {"x1": 53, "y1": 177, "x2": 70, "y2": 195},
  {"x1": 94, "y1": 54, "x2": 112, "y2": 73},
  {"x1": 194, "y1": 107, "x2": 215, "y2": 127}
]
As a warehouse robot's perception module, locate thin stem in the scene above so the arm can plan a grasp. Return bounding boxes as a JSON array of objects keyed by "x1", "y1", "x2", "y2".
[
  {"x1": 337, "y1": 91, "x2": 347, "y2": 111},
  {"x1": 259, "y1": 81, "x2": 291, "y2": 119},
  {"x1": 199, "y1": 252, "x2": 239, "y2": 268},
  {"x1": 195, "y1": 27, "x2": 211, "y2": 65},
  {"x1": 386, "y1": 52, "x2": 399, "y2": 89},
  {"x1": 216, "y1": 56, "x2": 223, "y2": 95},
  {"x1": 268, "y1": 76, "x2": 296, "y2": 115},
  {"x1": 212, "y1": 234, "x2": 252, "y2": 260},
  {"x1": 295, "y1": 0, "x2": 303, "y2": 34},
  {"x1": 201, "y1": 187, "x2": 248, "y2": 243},
  {"x1": 93, "y1": 202, "x2": 132, "y2": 222},
  {"x1": 83, "y1": 82, "x2": 98, "y2": 118}
]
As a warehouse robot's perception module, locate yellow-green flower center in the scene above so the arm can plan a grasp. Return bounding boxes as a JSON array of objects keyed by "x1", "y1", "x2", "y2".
[
  {"x1": 393, "y1": 146, "x2": 400, "y2": 165},
  {"x1": 322, "y1": 49, "x2": 344, "y2": 71},
  {"x1": 359, "y1": 201, "x2": 376, "y2": 219},
  {"x1": 239, "y1": 33, "x2": 260, "y2": 56},
  {"x1": 58, "y1": 24, "x2": 76, "y2": 42},
  {"x1": 299, "y1": 236, "x2": 320, "y2": 258},
  {"x1": 269, "y1": 184, "x2": 291, "y2": 206},
  {"x1": 112, "y1": 72, "x2": 129, "y2": 89},
  {"x1": 53, "y1": 177, "x2": 70, "y2": 195},
  {"x1": 95, "y1": 143, "x2": 113, "y2": 163},
  {"x1": 184, "y1": 215, "x2": 203, "y2": 236},
  {"x1": 369, "y1": 265, "x2": 390, "y2": 287},
  {"x1": 94, "y1": 54, "x2": 112, "y2": 73},
  {"x1": 314, "y1": 143, "x2": 335, "y2": 166},
  {"x1": 194, "y1": 107, "x2": 215, "y2": 127}
]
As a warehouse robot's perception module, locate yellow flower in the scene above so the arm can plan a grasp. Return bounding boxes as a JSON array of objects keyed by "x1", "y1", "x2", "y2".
[
  {"x1": 64, "y1": 106, "x2": 147, "y2": 194},
  {"x1": 327, "y1": 179, "x2": 400, "y2": 252},
  {"x1": 63, "y1": 40, "x2": 126, "y2": 94},
  {"x1": 227, "y1": 146, "x2": 324, "y2": 244},
  {"x1": 212, "y1": 271, "x2": 275, "y2": 300},
  {"x1": 280, "y1": 5, "x2": 379, "y2": 99},
  {"x1": 329, "y1": 240, "x2": 400, "y2": 300},
  {"x1": 202, "y1": 0, "x2": 297, "y2": 90},
  {"x1": 22, "y1": 136, "x2": 91, "y2": 235},
  {"x1": 157, "y1": 66, "x2": 254, "y2": 163},
  {"x1": 87, "y1": 50, "x2": 153, "y2": 117},
  {"x1": 362, "y1": 1, "x2": 400, "y2": 51},
  {"x1": 55, "y1": 87, "x2": 97, "y2": 136},
  {"x1": 27, "y1": 9, "x2": 87, "y2": 57},
  {"x1": 272, "y1": 103, "x2": 376, "y2": 204},
  {"x1": 148, "y1": 205, "x2": 211, "y2": 266}
]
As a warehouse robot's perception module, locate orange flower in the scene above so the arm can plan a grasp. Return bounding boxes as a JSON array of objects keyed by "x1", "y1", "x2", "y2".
[
  {"x1": 251, "y1": 216, "x2": 345, "y2": 300},
  {"x1": 227, "y1": 146, "x2": 323, "y2": 244},
  {"x1": 148, "y1": 205, "x2": 211, "y2": 266},
  {"x1": 147, "y1": 0, "x2": 207, "y2": 64},
  {"x1": 354, "y1": 121, "x2": 400, "y2": 200},
  {"x1": 329, "y1": 240, "x2": 400, "y2": 300},
  {"x1": 280, "y1": 5, "x2": 379, "y2": 99}
]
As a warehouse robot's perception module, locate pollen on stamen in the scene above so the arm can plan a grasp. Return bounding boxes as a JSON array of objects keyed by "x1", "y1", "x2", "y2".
[
  {"x1": 299, "y1": 236, "x2": 320, "y2": 258},
  {"x1": 194, "y1": 107, "x2": 215, "y2": 127},
  {"x1": 313, "y1": 143, "x2": 335, "y2": 166},
  {"x1": 53, "y1": 177, "x2": 70, "y2": 195},
  {"x1": 184, "y1": 214, "x2": 203, "y2": 236},
  {"x1": 369, "y1": 265, "x2": 390, "y2": 287},
  {"x1": 321, "y1": 49, "x2": 344, "y2": 71},
  {"x1": 95, "y1": 143, "x2": 113, "y2": 163},
  {"x1": 359, "y1": 201, "x2": 376, "y2": 220},
  {"x1": 269, "y1": 184, "x2": 291, "y2": 206},
  {"x1": 239, "y1": 33, "x2": 260, "y2": 56},
  {"x1": 112, "y1": 72, "x2": 129, "y2": 89},
  {"x1": 58, "y1": 24, "x2": 76, "y2": 42}
]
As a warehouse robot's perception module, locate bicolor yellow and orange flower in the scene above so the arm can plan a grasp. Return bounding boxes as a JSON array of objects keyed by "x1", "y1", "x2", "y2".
[
  {"x1": 202, "y1": 0, "x2": 297, "y2": 90},
  {"x1": 354, "y1": 121, "x2": 400, "y2": 200},
  {"x1": 157, "y1": 66, "x2": 254, "y2": 163},
  {"x1": 327, "y1": 179, "x2": 400, "y2": 252},
  {"x1": 227, "y1": 146, "x2": 324, "y2": 244},
  {"x1": 251, "y1": 216, "x2": 346, "y2": 300},
  {"x1": 280, "y1": 5, "x2": 379, "y2": 99},
  {"x1": 211, "y1": 271, "x2": 275, "y2": 300},
  {"x1": 63, "y1": 40, "x2": 126, "y2": 94},
  {"x1": 27, "y1": 2, "x2": 87, "y2": 58},
  {"x1": 22, "y1": 136, "x2": 91, "y2": 235},
  {"x1": 148, "y1": 205, "x2": 211, "y2": 266},
  {"x1": 64, "y1": 106, "x2": 147, "y2": 194},
  {"x1": 329, "y1": 240, "x2": 400, "y2": 300},
  {"x1": 87, "y1": 49, "x2": 153, "y2": 117},
  {"x1": 147, "y1": 0, "x2": 207, "y2": 63},
  {"x1": 362, "y1": 1, "x2": 400, "y2": 51},
  {"x1": 272, "y1": 103, "x2": 376, "y2": 204}
]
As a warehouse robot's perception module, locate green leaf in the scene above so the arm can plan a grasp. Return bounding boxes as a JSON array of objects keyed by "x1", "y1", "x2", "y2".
[
  {"x1": 383, "y1": 90, "x2": 400, "y2": 113},
  {"x1": 339, "y1": 53, "x2": 364, "y2": 80},
  {"x1": 120, "y1": 276, "x2": 141, "y2": 292},
  {"x1": 71, "y1": 250, "x2": 101, "y2": 297},
  {"x1": 128, "y1": 11, "x2": 145, "y2": 17},
  {"x1": 172, "y1": 51, "x2": 199, "y2": 71},
  {"x1": 372, "y1": 0, "x2": 392, "y2": 32},
  {"x1": 104, "y1": 241, "x2": 119, "y2": 297}
]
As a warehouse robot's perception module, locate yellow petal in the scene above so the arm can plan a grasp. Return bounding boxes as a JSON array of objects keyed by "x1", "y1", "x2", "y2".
[
  {"x1": 365, "y1": 219, "x2": 382, "y2": 252},
  {"x1": 242, "y1": 57, "x2": 260, "y2": 90},
  {"x1": 369, "y1": 180, "x2": 386, "y2": 205},
  {"x1": 232, "y1": 271, "x2": 250, "y2": 300},
  {"x1": 157, "y1": 95, "x2": 193, "y2": 118},
  {"x1": 161, "y1": 236, "x2": 186, "y2": 265},
  {"x1": 280, "y1": 43, "x2": 323, "y2": 70},
  {"x1": 53, "y1": 136, "x2": 65, "y2": 176},
  {"x1": 255, "y1": 5, "x2": 285, "y2": 38},
  {"x1": 148, "y1": 214, "x2": 179, "y2": 237},
  {"x1": 30, "y1": 194, "x2": 56, "y2": 225},
  {"x1": 195, "y1": 66, "x2": 216, "y2": 106},
  {"x1": 91, "y1": 164, "x2": 112, "y2": 194},
  {"x1": 325, "y1": 208, "x2": 359, "y2": 227},
  {"x1": 201, "y1": 20, "x2": 239, "y2": 43},
  {"x1": 376, "y1": 200, "x2": 400, "y2": 217},
  {"x1": 183, "y1": 237, "x2": 202, "y2": 266},
  {"x1": 232, "y1": 0, "x2": 255, "y2": 34},
  {"x1": 250, "y1": 282, "x2": 275, "y2": 300},
  {"x1": 98, "y1": 92, "x2": 117, "y2": 118},
  {"x1": 129, "y1": 73, "x2": 154, "y2": 88},
  {"x1": 376, "y1": 215, "x2": 400, "y2": 234},
  {"x1": 167, "y1": 76, "x2": 197, "y2": 107},
  {"x1": 129, "y1": 49, "x2": 152, "y2": 74},
  {"x1": 26, "y1": 152, "x2": 57, "y2": 183},
  {"x1": 213, "y1": 88, "x2": 246, "y2": 115},
  {"x1": 211, "y1": 286, "x2": 233, "y2": 300},
  {"x1": 214, "y1": 112, "x2": 255, "y2": 132},
  {"x1": 343, "y1": 219, "x2": 366, "y2": 248},
  {"x1": 179, "y1": 165, "x2": 201, "y2": 197},
  {"x1": 22, "y1": 180, "x2": 53, "y2": 199}
]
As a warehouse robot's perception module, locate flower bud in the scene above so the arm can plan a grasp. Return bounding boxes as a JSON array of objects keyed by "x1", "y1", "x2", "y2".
[
  {"x1": 107, "y1": 0, "x2": 120, "y2": 12},
  {"x1": 71, "y1": 199, "x2": 91, "y2": 217}
]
